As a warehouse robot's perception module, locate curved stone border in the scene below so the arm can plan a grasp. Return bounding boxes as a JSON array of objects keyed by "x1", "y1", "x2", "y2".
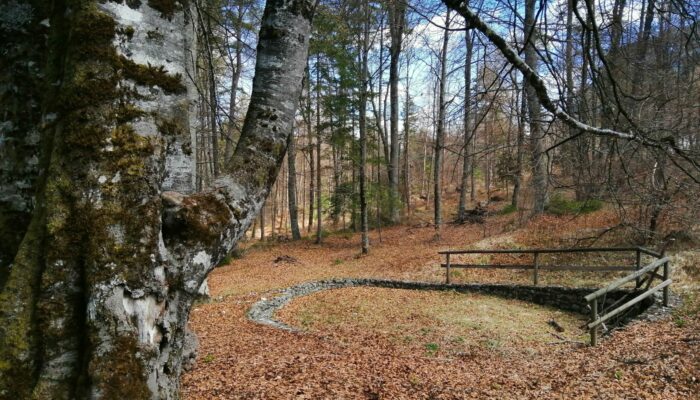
[{"x1": 247, "y1": 278, "x2": 677, "y2": 332}]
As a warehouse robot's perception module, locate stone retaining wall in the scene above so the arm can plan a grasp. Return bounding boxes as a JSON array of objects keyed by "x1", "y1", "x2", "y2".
[{"x1": 247, "y1": 278, "x2": 669, "y2": 334}]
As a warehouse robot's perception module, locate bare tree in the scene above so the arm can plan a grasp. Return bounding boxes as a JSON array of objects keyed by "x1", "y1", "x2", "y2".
[{"x1": 433, "y1": 9, "x2": 451, "y2": 238}]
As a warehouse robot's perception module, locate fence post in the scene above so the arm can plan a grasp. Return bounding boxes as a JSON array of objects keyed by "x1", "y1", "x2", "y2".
[
  {"x1": 590, "y1": 298, "x2": 598, "y2": 346},
  {"x1": 663, "y1": 260, "x2": 670, "y2": 306},
  {"x1": 445, "y1": 253, "x2": 451, "y2": 285},
  {"x1": 533, "y1": 252, "x2": 539, "y2": 286},
  {"x1": 635, "y1": 248, "x2": 641, "y2": 288}
]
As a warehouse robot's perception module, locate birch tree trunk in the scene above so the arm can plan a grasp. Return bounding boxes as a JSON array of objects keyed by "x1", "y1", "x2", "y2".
[{"x1": 0, "y1": 0, "x2": 314, "y2": 398}]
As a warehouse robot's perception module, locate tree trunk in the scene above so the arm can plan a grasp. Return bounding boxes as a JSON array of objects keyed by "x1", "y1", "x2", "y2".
[
  {"x1": 458, "y1": 29, "x2": 474, "y2": 221},
  {"x1": 0, "y1": 0, "x2": 314, "y2": 398},
  {"x1": 0, "y1": 0, "x2": 50, "y2": 290},
  {"x1": 224, "y1": 2, "x2": 245, "y2": 164},
  {"x1": 512, "y1": 81, "x2": 527, "y2": 208},
  {"x1": 315, "y1": 55, "x2": 323, "y2": 244},
  {"x1": 388, "y1": 0, "x2": 405, "y2": 223},
  {"x1": 203, "y1": 8, "x2": 220, "y2": 177},
  {"x1": 524, "y1": 0, "x2": 548, "y2": 214},
  {"x1": 358, "y1": 0, "x2": 371, "y2": 254},
  {"x1": 434, "y1": 10, "x2": 450, "y2": 238},
  {"x1": 402, "y1": 55, "x2": 412, "y2": 217},
  {"x1": 287, "y1": 130, "x2": 301, "y2": 240}
]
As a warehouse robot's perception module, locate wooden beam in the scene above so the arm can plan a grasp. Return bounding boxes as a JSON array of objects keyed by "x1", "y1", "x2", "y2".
[
  {"x1": 439, "y1": 264, "x2": 636, "y2": 272},
  {"x1": 584, "y1": 257, "x2": 669, "y2": 302},
  {"x1": 587, "y1": 279, "x2": 672, "y2": 329},
  {"x1": 438, "y1": 247, "x2": 642, "y2": 255}
]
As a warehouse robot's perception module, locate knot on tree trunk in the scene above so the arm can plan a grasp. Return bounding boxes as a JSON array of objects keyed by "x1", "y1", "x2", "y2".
[{"x1": 162, "y1": 191, "x2": 234, "y2": 248}]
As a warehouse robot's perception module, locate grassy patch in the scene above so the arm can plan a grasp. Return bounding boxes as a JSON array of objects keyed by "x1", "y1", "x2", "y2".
[
  {"x1": 546, "y1": 194, "x2": 603, "y2": 216},
  {"x1": 276, "y1": 287, "x2": 587, "y2": 354},
  {"x1": 498, "y1": 204, "x2": 518, "y2": 215},
  {"x1": 202, "y1": 354, "x2": 215, "y2": 363},
  {"x1": 424, "y1": 342, "x2": 439, "y2": 356}
]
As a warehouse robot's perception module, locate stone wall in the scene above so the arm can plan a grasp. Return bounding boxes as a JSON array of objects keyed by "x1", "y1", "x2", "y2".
[{"x1": 248, "y1": 278, "x2": 666, "y2": 334}]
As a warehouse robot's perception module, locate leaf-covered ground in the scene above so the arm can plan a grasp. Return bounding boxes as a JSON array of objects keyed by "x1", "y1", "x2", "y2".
[{"x1": 181, "y1": 212, "x2": 699, "y2": 399}]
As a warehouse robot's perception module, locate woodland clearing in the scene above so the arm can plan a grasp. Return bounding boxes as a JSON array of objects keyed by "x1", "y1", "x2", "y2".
[{"x1": 181, "y1": 205, "x2": 700, "y2": 399}]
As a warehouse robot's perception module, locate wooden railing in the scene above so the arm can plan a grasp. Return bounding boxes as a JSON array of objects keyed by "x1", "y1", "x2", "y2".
[
  {"x1": 585, "y1": 256, "x2": 671, "y2": 345},
  {"x1": 437, "y1": 246, "x2": 671, "y2": 346},
  {"x1": 438, "y1": 247, "x2": 662, "y2": 285}
]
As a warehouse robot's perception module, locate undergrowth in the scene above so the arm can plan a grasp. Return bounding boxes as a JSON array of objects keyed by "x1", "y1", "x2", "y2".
[{"x1": 546, "y1": 194, "x2": 603, "y2": 215}]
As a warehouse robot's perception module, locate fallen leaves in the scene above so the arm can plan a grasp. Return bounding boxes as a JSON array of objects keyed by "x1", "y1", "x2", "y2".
[{"x1": 181, "y1": 219, "x2": 700, "y2": 399}]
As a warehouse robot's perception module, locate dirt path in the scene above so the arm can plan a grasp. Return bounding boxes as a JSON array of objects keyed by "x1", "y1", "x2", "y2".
[{"x1": 181, "y1": 220, "x2": 699, "y2": 399}]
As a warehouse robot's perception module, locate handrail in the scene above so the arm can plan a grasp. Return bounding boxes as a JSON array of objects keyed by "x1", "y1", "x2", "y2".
[
  {"x1": 438, "y1": 246, "x2": 656, "y2": 255},
  {"x1": 438, "y1": 246, "x2": 660, "y2": 286},
  {"x1": 585, "y1": 256, "x2": 671, "y2": 346},
  {"x1": 441, "y1": 263, "x2": 636, "y2": 272},
  {"x1": 588, "y1": 279, "x2": 672, "y2": 329},
  {"x1": 584, "y1": 257, "x2": 669, "y2": 302}
]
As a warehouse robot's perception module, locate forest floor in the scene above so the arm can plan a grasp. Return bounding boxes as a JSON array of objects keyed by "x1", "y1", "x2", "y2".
[{"x1": 181, "y1": 202, "x2": 700, "y2": 399}]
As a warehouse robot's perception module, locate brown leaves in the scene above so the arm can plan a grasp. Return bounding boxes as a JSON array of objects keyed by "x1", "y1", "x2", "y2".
[{"x1": 181, "y1": 221, "x2": 699, "y2": 399}]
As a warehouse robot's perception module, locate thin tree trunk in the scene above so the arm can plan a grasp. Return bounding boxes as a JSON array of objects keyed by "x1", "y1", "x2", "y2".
[
  {"x1": 524, "y1": 0, "x2": 548, "y2": 214},
  {"x1": 202, "y1": 7, "x2": 220, "y2": 177},
  {"x1": 388, "y1": 0, "x2": 405, "y2": 223},
  {"x1": 512, "y1": 79, "x2": 526, "y2": 208},
  {"x1": 315, "y1": 55, "x2": 323, "y2": 244},
  {"x1": 458, "y1": 29, "x2": 474, "y2": 220},
  {"x1": 359, "y1": 0, "x2": 371, "y2": 253},
  {"x1": 225, "y1": 2, "x2": 245, "y2": 163},
  {"x1": 307, "y1": 68, "x2": 315, "y2": 233},
  {"x1": 288, "y1": 129, "x2": 301, "y2": 240},
  {"x1": 434, "y1": 10, "x2": 451, "y2": 238},
  {"x1": 403, "y1": 55, "x2": 411, "y2": 217}
]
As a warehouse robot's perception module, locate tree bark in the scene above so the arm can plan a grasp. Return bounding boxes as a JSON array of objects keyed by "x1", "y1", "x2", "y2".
[
  {"x1": 512, "y1": 80, "x2": 527, "y2": 208},
  {"x1": 307, "y1": 67, "x2": 315, "y2": 233},
  {"x1": 402, "y1": 55, "x2": 412, "y2": 217},
  {"x1": 315, "y1": 55, "x2": 323, "y2": 244},
  {"x1": 287, "y1": 129, "x2": 301, "y2": 240},
  {"x1": 434, "y1": 10, "x2": 450, "y2": 238},
  {"x1": 224, "y1": 2, "x2": 245, "y2": 164},
  {"x1": 359, "y1": 0, "x2": 371, "y2": 254},
  {"x1": 0, "y1": 0, "x2": 314, "y2": 398},
  {"x1": 458, "y1": 29, "x2": 474, "y2": 221},
  {"x1": 0, "y1": 0, "x2": 50, "y2": 290},
  {"x1": 523, "y1": 0, "x2": 548, "y2": 213},
  {"x1": 388, "y1": 0, "x2": 405, "y2": 223}
]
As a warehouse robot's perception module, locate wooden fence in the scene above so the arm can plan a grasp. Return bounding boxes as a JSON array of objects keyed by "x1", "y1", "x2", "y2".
[
  {"x1": 585, "y1": 256, "x2": 671, "y2": 345},
  {"x1": 438, "y1": 247, "x2": 671, "y2": 345}
]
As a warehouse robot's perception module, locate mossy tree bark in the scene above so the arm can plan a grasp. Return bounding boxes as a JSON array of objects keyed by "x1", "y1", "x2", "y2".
[{"x1": 0, "y1": 0, "x2": 314, "y2": 398}]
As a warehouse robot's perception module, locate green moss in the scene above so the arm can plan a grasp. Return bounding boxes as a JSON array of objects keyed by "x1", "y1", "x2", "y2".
[
  {"x1": 117, "y1": 25, "x2": 135, "y2": 40},
  {"x1": 118, "y1": 55, "x2": 186, "y2": 94},
  {"x1": 110, "y1": 125, "x2": 156, "y2": 176},
  {"x1": 146, "y1": 29, "x2": 165, "y2": 42},
  {"x1": 147, "y1": 0, "x2": 185, "y2": 19},
  {"x1": 179, "y1": 193, "x2": 232, "y2": 244},
  {"x1": 546, "y1": 193, "x2": 603, "y2": 216},
  {"x1": 70, "y1": 8, "x2": 118, "y2": 60},
  {"x1": 157, "y1": 118, "x2": 181, "y2": 136},
  {"x1": 94, "y1": 335, "x2": 151, "y2": 398},
  {"x1": 112, "y1": 103, "x2": 148, "y2": 124},
  {"x1": 498, "y1": 204, "x2": 518, "y2": 215}
]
